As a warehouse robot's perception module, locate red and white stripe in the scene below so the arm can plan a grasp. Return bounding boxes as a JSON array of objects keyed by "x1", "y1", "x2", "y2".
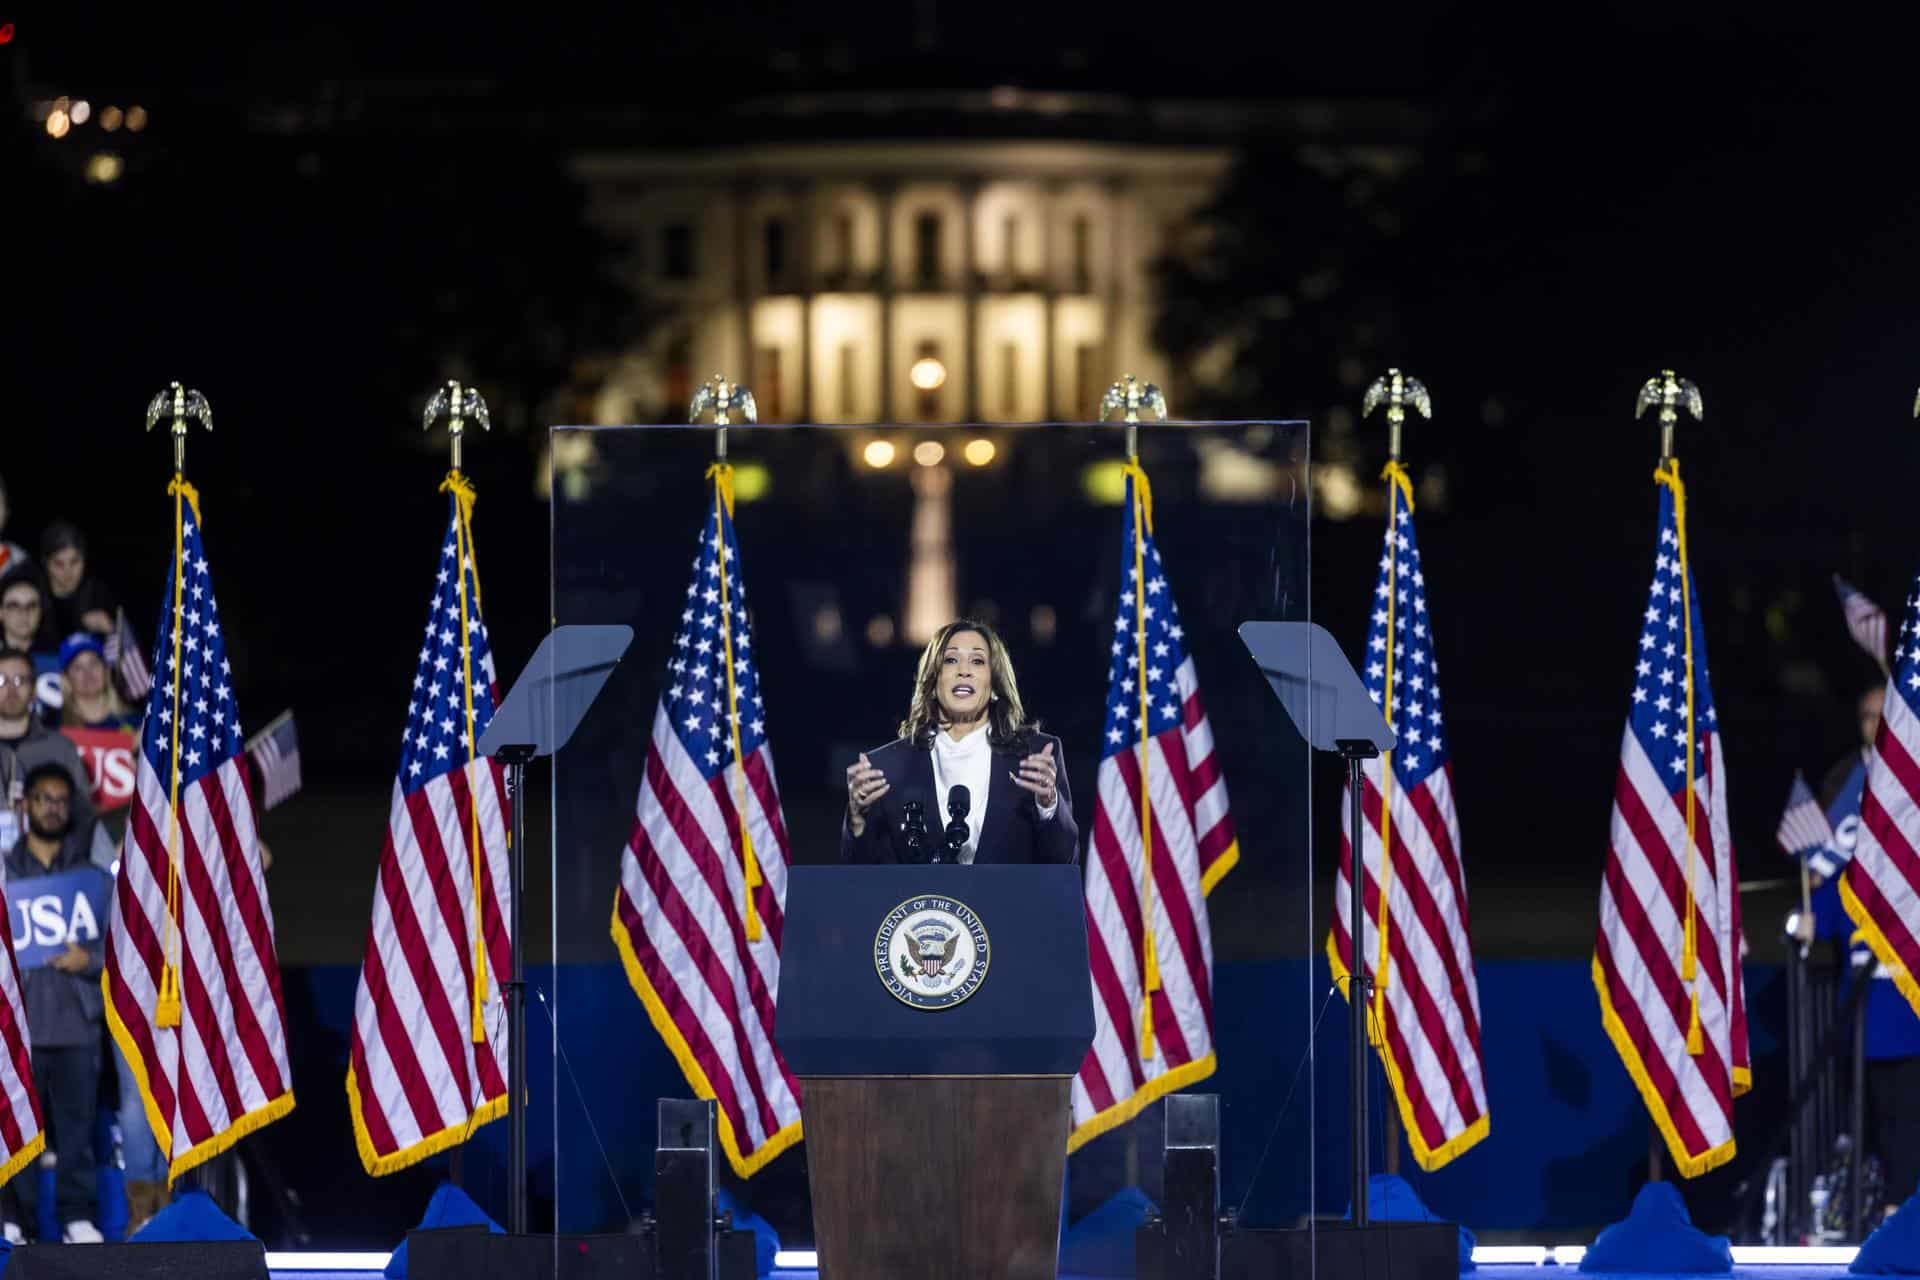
[
  {"x1": 1071, "y1": 656, "x2": 1237, "y2": 1148},
  {"x1": 348, "y1": 760, "x2": 511, "y2": 1174},
  {"x1": 105, "y1": 753, "x2": 294, "y2": 1179},
  {"x1": 611, "y1": 709, "x2": 801, "y2": 1177},
  {"x1": 1331, "y1": 758, "x2": 1488, "y2": 1168},
  {"x1": 1842, "y1": 596, "x2": 1920, "y2": 1021},
  {"x1": 1595, "y1": 724, "x2": 1747, "y2": 1177},
  {"x1": 0, "y1": 897, "x2": 43, "y2": 1184}
]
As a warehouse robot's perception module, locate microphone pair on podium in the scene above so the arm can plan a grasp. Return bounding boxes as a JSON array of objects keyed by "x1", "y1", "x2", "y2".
[{"x1": 897, "y1": 787, "x2": 970, "y2": 864}]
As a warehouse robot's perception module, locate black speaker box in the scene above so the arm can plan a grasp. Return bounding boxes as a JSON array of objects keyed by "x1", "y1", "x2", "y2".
[
  {"x1": 7, "y1": 1240, "x2": 269, "y2": 1279},
  {"x1": 1223, "y1": 1221, "x2": 1459, "y2": 1280},
  {"x1": 407, "y1": 1226, "x2": 657, "y2": 1279}
]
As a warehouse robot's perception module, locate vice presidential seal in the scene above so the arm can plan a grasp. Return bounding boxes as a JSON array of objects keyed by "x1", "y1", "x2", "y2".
[{"x1": 874, "y1": 896, "x2": 990, "y2": 1009}]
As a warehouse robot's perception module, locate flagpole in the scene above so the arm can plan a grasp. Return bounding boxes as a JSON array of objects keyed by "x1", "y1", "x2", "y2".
[
  {"x1": 421, "y1": 381, "x2": 522, "y2": 1226},
  {"x1": 690, "y1": 376, "x2": 765, "y2": 943},
  {"x1": 1637, "y1": 370, "x2": 1707, "y2": 1068},
  {"x1": 142, "y1": 383, "x2": 212, "y2": 1031},
  {"x1": 1100, "y1": 375, "x2": 1169, "y2": 1059},
  {"x1": 1360, "y1": 368, "x2": 1432, "y2": 1180}
]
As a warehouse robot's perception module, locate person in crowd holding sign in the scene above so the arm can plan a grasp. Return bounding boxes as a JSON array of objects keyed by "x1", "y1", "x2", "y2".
[
  {"x1": 5, "y1": 764, "x2": 108, "y2": 1245},
  {"x1": 38, "y1": 525, "x2": 117, "y2": 642}
]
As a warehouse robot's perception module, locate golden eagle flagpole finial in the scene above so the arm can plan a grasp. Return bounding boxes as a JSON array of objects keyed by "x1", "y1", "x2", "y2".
[
  {"x1": 689, "y1": 374, "x2": 758, "y2": 462},
  {"x1": 1362, "y1": 368, "x2": 1432, "y2": 462},
  {"x1": 1099, "y1": 374, "x2": 1168, "y2": 459},
  {"x1": 422, "y1": 381, "x2": 491, "y2": 472},
  {"x1": 144, "y1": 382, "x2": 212, "y2": 474},
  {"x1": 1635, "y1": 369, "x2": 1703, "y2": 463}
]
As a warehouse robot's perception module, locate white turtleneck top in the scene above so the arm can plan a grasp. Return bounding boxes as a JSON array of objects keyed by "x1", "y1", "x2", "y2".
[{"x1": 930, "y1": 726, "x2": 1056, "y2": 863}]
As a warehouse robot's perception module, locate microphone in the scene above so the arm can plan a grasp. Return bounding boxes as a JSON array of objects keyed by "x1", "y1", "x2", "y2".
[
  {"x1": 898, "y1": 800, "x2": 930, "y2": 865},
  {"x1": 944, "y1": 785, "x2": 971, "y2": 861}
]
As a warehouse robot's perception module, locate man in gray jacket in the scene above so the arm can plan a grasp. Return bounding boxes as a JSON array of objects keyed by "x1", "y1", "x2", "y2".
[
  {"x1": 6, "y1": 763, "x2": 106, "y2": 1244},
  {"x1": 0, "y1": 649, "x2": 110, "y2": 869}
]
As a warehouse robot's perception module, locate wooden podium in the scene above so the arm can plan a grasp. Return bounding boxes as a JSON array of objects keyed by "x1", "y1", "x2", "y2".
[{"x1": 776, "y1": 865, "x2": 1094, "y2": 1280}]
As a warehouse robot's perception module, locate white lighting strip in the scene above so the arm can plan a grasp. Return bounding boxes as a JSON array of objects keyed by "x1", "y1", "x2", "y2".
[
  {"x1": 773, "y1": 1249, "x2": 821, "y2": 1268},
  {"x1": 1459, "y1": 1243, "x2": 1862, "y2": 1267},
  {"x1": 1730, "y1": 1245, "x2": 1859, "y2": 1265},
  {"x1": 262, "y1": 1252, "x2": 391, "y2": 1271},
  {"x1": 1469, "y1": 1245, "x2": 1551, "y2": 1264}
]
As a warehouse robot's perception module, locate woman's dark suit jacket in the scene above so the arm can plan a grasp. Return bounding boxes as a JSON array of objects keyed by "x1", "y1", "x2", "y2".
[{"x1": 839, "y1": 730, "x2": 1078, "y2": 865}]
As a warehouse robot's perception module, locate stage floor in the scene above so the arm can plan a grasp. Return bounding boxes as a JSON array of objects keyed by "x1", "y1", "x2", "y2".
[{"x1": 264, "y1": 1266, "x2": 1858, "y2": 1280}]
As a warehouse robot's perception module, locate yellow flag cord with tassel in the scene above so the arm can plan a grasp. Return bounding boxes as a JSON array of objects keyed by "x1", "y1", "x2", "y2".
[
  {"x1": 1123, "y1": 460, "x2": 1161, "y2": 1059},
  {"x1": 442, "y1": 471, "x2": 493, "y2": 1044},
  {"x1": 1367, "y1": 461, "x2": 1416, "y2": 1045},
  {"x1": 155, "y1": 476, "x2": 202, "y2": 1029},
  {"x1": 708, "y1": 464, "x2": 763, "y2": 943},
  {"x1": 1655, "y1": 459, "x2": 1705, "y2": 1055}
]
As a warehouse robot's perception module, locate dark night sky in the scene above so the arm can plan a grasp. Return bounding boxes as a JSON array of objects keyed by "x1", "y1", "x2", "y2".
[{"x1": 7, "y1": 4, "x2": 1920, "y2": 959}]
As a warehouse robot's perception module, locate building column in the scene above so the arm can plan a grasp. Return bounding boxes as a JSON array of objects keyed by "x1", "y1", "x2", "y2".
[
  {"x1": 878, "y1": 182, "x2": 897, "y2": 423},
  {"x1": 961, "y1": 180, "x2": 980, "y2": 422}
]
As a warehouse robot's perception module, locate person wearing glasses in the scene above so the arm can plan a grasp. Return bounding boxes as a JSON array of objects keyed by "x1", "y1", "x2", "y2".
[
  {"x1": 0, "y1": 651, "x2": 103, "y2": 862},
  {"x1": 0, "y1": 573, "x2": 60, "y2": 725}
]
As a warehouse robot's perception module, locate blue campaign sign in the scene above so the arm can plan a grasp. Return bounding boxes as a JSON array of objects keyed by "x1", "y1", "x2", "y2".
[
  {"x1": 1828, "y1": 757, "x2": 1868, "y2": 860},
  {"x1": 9, "y1": 866, "x2": 112, "y2": 969}
]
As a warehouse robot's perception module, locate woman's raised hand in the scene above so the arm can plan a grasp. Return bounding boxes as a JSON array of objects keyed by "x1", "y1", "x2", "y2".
[{"x1": 846, "y1": 752, "x2": 890, "y2": 834}]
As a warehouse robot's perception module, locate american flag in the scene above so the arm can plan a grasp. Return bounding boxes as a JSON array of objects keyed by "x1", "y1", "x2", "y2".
[
  {"x1": 347, "y1": 477, "x2": 510, "y2": 1175},
  {"x1": 1776, "y1": 769, "x2": 1835, "y2": 864},
  {"x1": 0, "y1": 900, "x2": 42, "y2": 1188},
  {"x1": 105, "y1": 606, "x2": 153, "y2": 702},
  {"x1": 1841, "y1": 579, "x2": 1920, "y2": 1024},
  {"x1": 1835, "y1": 574, "x2": 1890, "y2": 672},
  {"x1": 245, "y1": 710, "x2": 302, "y2": 811},
  {"x1": 104, "y1": 480, "x2": 294, "y2": 1181},
  {"x1": 1592, "y1": 462, "x2": 1748, "y2": 1179},
  {"x1": 610, "y1": 467, "x2": 801, "y2": 1178},
  {"x1": 1329, "y1": 467, "x2": 1488, "y2": 1169},
  {"x1": 1070, "y1": 463, "x2": 1238, "y2": 1150}
]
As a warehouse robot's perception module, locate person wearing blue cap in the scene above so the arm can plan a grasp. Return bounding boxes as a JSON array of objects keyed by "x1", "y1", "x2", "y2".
[{"x1": 56, "y1": 635, "x2": 135, "y2": 734}]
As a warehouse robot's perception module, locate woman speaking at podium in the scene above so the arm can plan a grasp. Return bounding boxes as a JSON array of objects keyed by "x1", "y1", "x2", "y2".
[{"x1": 842, "y1": 619, "x2": 1078, "y2": 864}]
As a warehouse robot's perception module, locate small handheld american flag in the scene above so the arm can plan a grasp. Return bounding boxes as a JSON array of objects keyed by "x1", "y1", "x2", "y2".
[
  {"x1": 1776, "y1": 769, "x2": 1836, "y2": 873},
  {"x1": 1835, "y1": 575, "x2": 1890, "y2": 673},
  {"x1": 104, "y1": 607, "x2": 153, "y2": 702},
  {"x1": 245, "y1": 710, "x2": 301, "y2": 811}
]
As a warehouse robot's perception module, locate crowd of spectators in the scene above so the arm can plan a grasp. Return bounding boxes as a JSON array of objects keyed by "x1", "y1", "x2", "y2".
[{"x1": 0, "y1": 473, "x2": 166, "y2": 1245}]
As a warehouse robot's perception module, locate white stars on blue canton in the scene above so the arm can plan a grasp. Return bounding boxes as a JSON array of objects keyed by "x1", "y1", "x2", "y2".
[
  {"x1": 1103, "y1": 477, "x2": 1188, "y2": 760},
  {"x1": 1892, "y1": 585, "x2": 1920, "y2": 706},
  {"x1": 142, "y1": 512, "x2": 242, "y2": 788},
  {"x1": 663, "y1": 497, "x2": 765, "y2": 780},
  {"x1": 397, "y1": 504, "x2": 498, "y2": 793},
  {"x1": 1362, "y1": 503, "x2": 1447, "y2": 784},
  {"x1": 1628, "y1": 486, "x2": 1716, "y2": 783}
]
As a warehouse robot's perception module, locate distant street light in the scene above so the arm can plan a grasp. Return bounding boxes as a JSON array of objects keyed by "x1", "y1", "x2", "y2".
[
  {"x1": 909, "y1": 357, "x2": 948, "y2": 391},
  {"x1": 912, "y1": 441, "x2": 945, "y2": 467},
  {"x1": 45, "y1": 110, "x2": 70, "y2": 139},
  {"x1": 84, "y1": 152, "x2": 124, "y2": 185},
  {"x1": 963, "y1": 438, "x2": 996, "y2": 466},
  {"x1": 863, "y1": 440, "x2": 896, "y2": 468}
]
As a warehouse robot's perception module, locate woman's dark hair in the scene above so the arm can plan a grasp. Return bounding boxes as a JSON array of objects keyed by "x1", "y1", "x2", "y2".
[
  {"x1": 898, "y1": 618, "x2": 1036, "y2": 750},
  {"x1": 40, "y1": 521, "x2": 84, "y2": 563}
]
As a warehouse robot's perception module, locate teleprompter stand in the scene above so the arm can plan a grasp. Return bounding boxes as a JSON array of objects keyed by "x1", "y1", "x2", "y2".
[
  {"x1": 1138, "y1": 622, "x2": 1452, "y2": 1280},
  {"x1": 473, "y1": 625, "x2": 633, "y2": 1238}
]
